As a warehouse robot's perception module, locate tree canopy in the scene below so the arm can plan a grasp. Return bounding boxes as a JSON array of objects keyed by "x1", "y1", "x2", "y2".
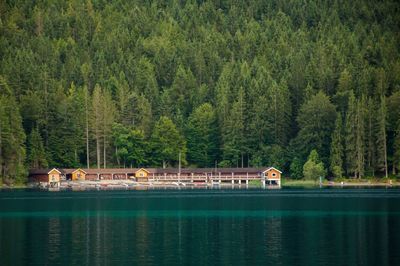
[{"x1": 1, "y1": 0, "x2": 400, "y2": 182}]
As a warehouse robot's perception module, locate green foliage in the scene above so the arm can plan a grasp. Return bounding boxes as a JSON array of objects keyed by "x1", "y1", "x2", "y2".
[
  {"x1": 330, "y1": 114, "x2": 344, "y2": 178},
  {"x1": 150, "y1": 116, "x2": 187, "y2": 167},
  {"x1": 27, "y1": 127, "x2": 48, "y2": 169},
  {"x1": 112, "y1": 123, "x2": 147, "y2": 168},
  {"x1": 375, "y1": 95, "x2": 388, "y2": 177},
  {"x1": 289, "y1": 157, "x2": 304, "y2": 179},
  {"x1": 0, "y1": 0, "x2": 399, "y2": 180},
  {"x1": 0, "y1": 77, "x2": 26, "y2": 182},
  {"x1": 294, "y1": 91, "x2": 337, "y2": 165},
  {"x1": 186, "y1": 103, "x2": 218, "y2": 167},
  {"x1": 394, "y1": 120, "x2": 400, "y2": 173},
  {"x1": 221, "y1": 87, "x2": 246, "y2": 166},
  {"x1": 303, "y1": 150, "x2": 326, "y2": 181}
]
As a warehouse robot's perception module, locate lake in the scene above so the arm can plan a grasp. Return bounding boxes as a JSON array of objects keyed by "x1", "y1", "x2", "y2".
[{"x1": 0, "y1": 188, "x2": 399, "y2": 265}]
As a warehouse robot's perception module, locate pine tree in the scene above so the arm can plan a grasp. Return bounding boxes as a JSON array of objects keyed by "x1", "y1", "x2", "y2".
[
  {"x1": 0, "y1": 77, "x2": 26, "y2": 182},
  {"x1": 345, "y1": 91, "x2": 357, "y2": 177},
  {"x1": 186, "y1": 103, "x2": 218, "y2": 167},
  {"x1": 91, "y1": 84, "x2": 103, "y2": 168},
  {"x1": 375, "y1": 95, "x2": 388, "y2": 178},
  {"x1": 27, "y1": 127, "x2": 48, "y2": 169},
  {"x1": 150, "y1": 116, "x2": 186, "y2": 168},
  {"x1": 337, "y1": 68, "x2": 352, "y2": 93},
  {"x1": 102, "y1": 88, "x2": 115, "y2": 168},
  {"x1": 355, "y1": 95, "x2": 366, "y2": 178},
  {"x1": 83, "y1": 85, "x2": 90, "y2": 168},
  {"x1": 265, "y1": 80, "x2": 292, "y2": 146},
  {"x1": 393, "y1": 119, "x2": 400, "y2": 175},
  {"x1": 365, "y1": 97, "x2": 376, "y2": 176},
  {"x1": 330, "y1": 114, "x2": 344, "y2": 179},
  {"x1": 221, "y1": 87, "x2": 246, "y2": 167},
  {"x1": 295, "y1": 91, "x2": 336, "y2": 166}
]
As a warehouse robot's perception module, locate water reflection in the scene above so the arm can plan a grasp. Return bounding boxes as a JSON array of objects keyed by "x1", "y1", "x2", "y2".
[{"x1": 0, "y1": 189, "x2": 399, "y2": 265}]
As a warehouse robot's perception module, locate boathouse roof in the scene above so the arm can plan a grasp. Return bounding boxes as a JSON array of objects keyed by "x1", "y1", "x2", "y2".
[{"x1": 29, "y1": 167, "x2": 278, "y2": 175}]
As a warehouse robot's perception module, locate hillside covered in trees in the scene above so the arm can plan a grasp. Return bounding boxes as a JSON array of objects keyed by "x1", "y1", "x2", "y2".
[{"x1": 1, "y1": 0, "x2": 400, "y2": 183}]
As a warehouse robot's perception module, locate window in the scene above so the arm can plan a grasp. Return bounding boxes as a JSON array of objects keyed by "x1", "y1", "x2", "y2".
[{"x1": 140, "y1": 173, "x2": 144, "y2": 177}]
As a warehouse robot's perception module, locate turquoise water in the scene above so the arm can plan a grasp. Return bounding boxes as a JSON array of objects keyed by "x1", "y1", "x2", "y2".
[{"x1": 1, "y1": 188, "x2": 399, "y2": 265}]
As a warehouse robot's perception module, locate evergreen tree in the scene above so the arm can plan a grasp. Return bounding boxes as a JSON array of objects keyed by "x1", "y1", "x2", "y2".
[
  {"x1": 0, "y1": 77, "x2": 26, "y2": 182},
  {"x1": 265, "y1": 80, "x2": 292, "y2": 146},
  {"x1": 150, "y1": 116, "x2": 186, "y2": 168},
  {"x1": 365, "y1": 97, "x2": 376, "y2": 176},
  {"x1": 0, "y1": 0, "x2": 400, "y2": 180},
  {"x1": 290, "y1": 157, "x2": 304, "y2": 179},
  {"x1": 221, "y1": 87, "x2": 246, "y2": 167},
  {"x1": 375, "y1": 95, "x2": 388, "y2": 178},
  {"x1": 102, "y1": 88, "x2": 116, "y2": 168},
  {"x1": 355, "y1": 95, "x2": 366, "y2": 178},
  {"x1": 295, "y1": 91, "x2": 336, "y2": 165},
  {"x1": 303, "y1": 150, "x2": 326, "y2": 181},
  {"x1": 112, "y1": 123, "x2": 147, "y2": 168},
  {"x1": 394, "y1": 119, "x2": 400, "y2": 175},
  {"x1": 186, "y1": 103, "x2": 218, "y2": 167},
  {"x1": 345, "y1": 92, "x2": 357, "y2": 177},
  {"x1": 91, "y1": 84, "x2": 103, "y2": 168},
  {"x1": 27, "y1": 127, "x2": 48, "y2": 169},
  {"x1": 330, "y1": 114, "x2": 344, "y2": 179}
]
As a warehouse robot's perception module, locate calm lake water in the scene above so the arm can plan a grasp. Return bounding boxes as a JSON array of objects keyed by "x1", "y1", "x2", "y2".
[{"x1": 0, "y1": 188, "x2": 399, "y2": 266}]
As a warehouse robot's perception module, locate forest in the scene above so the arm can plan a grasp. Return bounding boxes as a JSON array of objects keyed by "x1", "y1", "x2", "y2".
[{"x1": 0, "y1": 0, "x2": 400, "y2": 183}]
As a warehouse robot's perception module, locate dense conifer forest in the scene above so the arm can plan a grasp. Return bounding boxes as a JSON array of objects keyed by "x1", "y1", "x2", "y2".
[{"x1": 1, "y1": 0, "x2": 400, "y2": 183}]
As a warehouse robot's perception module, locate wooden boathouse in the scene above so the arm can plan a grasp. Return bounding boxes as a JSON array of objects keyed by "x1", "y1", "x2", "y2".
[{"x1": 28, "y1": 167, "x2": 282, "y2": 188}]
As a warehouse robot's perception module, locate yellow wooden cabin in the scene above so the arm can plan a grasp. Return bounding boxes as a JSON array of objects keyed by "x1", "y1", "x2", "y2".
[
  {"x1": 47, "y1": 168, "x2": 61, "y2": 187},
  {"x1": 263, "y1": 167, "x2": 282, "y2": 187},
  {"x1": 48, "y1": 168, "x2": 61, "y2": 183},
  {"x1": 135, "y1": 168, "x2": 150, "y2": 181},
  {"x1": 72, "y1": 168, "x2": 86, "y2": 181}
]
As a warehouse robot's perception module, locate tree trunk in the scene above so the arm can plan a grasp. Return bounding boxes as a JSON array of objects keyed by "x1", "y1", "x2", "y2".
[
  {"x1": 384, "y1": 130, "x2": 388, "y2": 178},
  {"x1": 0, "y1": 120, "x2": 2, "y2": 177},
  {"x1": 44, "y1": 72, "x2": 49, "y2": 147},
  {"x1": 96, "y1": 136, "x2": 100, "y2": 169},
  {"x1": 115, "y1": 146, "x2": 120, "y2": 167},
  {"x1": 85, "y1": 89, "x2": 90, "y2": 169},
  {"x1": 103, "y1": 136, "x2": 106, "y2": 169}
]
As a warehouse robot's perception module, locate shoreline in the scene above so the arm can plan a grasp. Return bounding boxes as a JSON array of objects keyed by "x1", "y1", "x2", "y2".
[
  {"x1": 282, "y1": 179, "x2": 400, "y2": 188},
  {"x1": 1, "y1": 180, "x2": 400, "y2": 190}
]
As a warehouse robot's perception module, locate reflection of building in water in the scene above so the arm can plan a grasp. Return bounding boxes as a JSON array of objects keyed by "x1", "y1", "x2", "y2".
[
  {"x1": 135, "y1": 216, "x2": 150, "y2": 265},
  {"x1": 263, "y1": 217, "x2": 282, "y2": 261},
  {"x1": 47, "y1": 217, "x2": 61, "y2": 261}
]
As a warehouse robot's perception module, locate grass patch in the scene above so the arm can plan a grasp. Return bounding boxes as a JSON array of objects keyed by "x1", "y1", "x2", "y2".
[
  {"x1": 282, "y1": 179, "x2": 319, "y2": 187},
  {"x1": 0, "y1": 177, "x2": 28, "y2": 188},
  {"x1": 248, "y1": 180, "x2": 262, "y2": 187}
]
